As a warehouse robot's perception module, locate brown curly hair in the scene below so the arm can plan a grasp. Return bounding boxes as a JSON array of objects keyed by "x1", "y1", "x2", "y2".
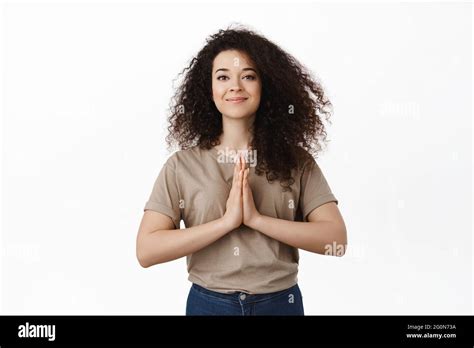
[{"x1": 165, "y1": 24, "x2": 333, "y2": 192}]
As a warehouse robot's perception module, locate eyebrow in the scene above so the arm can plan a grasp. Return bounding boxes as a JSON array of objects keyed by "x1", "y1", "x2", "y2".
[{"x1": 214, "y1": 67, "x2": 258, "y2": 74}]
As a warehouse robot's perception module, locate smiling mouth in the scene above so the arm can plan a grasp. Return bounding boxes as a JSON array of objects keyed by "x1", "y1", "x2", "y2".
[{"x1": 226, "y1": 97, "x2": 248, "y2": 103}]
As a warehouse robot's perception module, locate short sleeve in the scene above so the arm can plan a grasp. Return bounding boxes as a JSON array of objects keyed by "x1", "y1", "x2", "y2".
[
  {"x1": 299, "y1": 157, "x2": 338, "y2": 222},
  {"x1": 144, "y1": 158, "x2": 181, "y2": 229}
]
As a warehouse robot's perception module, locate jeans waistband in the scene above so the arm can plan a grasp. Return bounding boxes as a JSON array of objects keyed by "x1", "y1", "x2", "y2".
[{"x1": 191, "y1": 283, "x2": 299, "y2": 304}]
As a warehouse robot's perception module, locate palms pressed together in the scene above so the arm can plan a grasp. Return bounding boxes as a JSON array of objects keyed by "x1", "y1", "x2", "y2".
[{"x1": 223, "y1": 153, "x2": 261, "y2": 230}]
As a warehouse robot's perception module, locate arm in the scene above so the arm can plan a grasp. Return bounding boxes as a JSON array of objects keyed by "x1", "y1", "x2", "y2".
[
  {"x1": 136, "y1": 211, "x2": 233, "y2": 267},
  {"x1": 137, "y1": 156, "x2": 245, "y2": 267},
  {"x1": 248, "y1": 202, "x2": 347, "y2": 256},
  {"x1": 242, "y1": 163, "x2": 347, "y2": 256}
]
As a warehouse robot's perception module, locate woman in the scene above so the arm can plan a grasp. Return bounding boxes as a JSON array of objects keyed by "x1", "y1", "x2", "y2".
[{"x1": 136, "y1": 26, "x2": 347, "y2": 316}]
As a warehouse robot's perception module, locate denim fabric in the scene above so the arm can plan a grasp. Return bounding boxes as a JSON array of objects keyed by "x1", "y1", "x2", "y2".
[{"x1": 186, "y1": 283, "x2": 304, "y2": 316}]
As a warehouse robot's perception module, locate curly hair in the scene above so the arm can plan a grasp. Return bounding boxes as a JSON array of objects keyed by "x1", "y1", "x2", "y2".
[{"x1": 165, "y1": 24, "x2": 333, "y2": 192}]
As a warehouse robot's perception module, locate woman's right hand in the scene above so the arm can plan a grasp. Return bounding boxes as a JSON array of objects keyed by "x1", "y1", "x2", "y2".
[{"x1": 222, "y1": 153, "x2": 245, "y2": 231}]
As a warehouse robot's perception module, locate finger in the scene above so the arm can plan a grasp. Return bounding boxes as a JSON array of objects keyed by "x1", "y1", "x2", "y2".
[
  {"x1": 235, "y1": 154, "x2": 240, "y2": 170},
  {"x1": 238, "y1": 168, "x2": 243, "y2": 188},
  {"x1": 232, "y1": 155, "x2": 239, "y2": 185},
  {"x1": 232, "y1": 169, "x2": 242, "y2": 194},
  {"x1": 244, "y1": 167, "x2": 250, "y2": 186}
]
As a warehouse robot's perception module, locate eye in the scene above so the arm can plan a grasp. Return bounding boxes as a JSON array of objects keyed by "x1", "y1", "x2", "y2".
[
  {"x1": 217, "y1": 76, "x2": 229, "y2": 81},
  {"x1": 243, "y1": 75, "x2": 256, "y2": 80}
]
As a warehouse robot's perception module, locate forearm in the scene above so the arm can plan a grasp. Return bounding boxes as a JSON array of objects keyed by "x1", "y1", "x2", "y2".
[
  {"x1": 251, "y1": 215, "x2": 347, "y2": 256},
  {"x1": 138, "y1": 217, "x2": 232, "y2": 267}
]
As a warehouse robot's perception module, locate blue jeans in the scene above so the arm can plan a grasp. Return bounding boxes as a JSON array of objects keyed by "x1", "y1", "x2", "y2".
[{"x1": 186, "y1": 283, "x2": 305, "y2": 316}]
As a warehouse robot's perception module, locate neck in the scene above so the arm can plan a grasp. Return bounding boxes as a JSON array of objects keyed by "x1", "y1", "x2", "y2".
[{"x1": 217, "y1": 113, "x2": 256, "y2": 150}]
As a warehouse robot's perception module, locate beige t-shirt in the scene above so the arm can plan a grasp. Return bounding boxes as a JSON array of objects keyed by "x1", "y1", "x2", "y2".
[{"x1": 143, "y1": 145, "x2": 338, "y2": 294}]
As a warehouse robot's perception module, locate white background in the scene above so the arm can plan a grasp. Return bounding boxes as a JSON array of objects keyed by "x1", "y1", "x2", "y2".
[{"x1": 0, "y1": 0, "x2": 472, "y2": 315}]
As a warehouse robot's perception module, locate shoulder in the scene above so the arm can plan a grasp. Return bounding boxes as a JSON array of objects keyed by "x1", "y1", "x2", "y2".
[
  {"x1": 164, "y1": 145, "x2": 211, "y2": 169},
  {"x1": 293, "y1": 146, "x2": 317, "y2": 171}
]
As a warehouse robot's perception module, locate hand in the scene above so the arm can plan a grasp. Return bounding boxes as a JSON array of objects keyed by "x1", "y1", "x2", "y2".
[
  {"x1": 242, "y1": 155, "x2": 261, "y2": 229},
  {"x1": 222, "y1": 153, "x2": 244, "y2": 230}
]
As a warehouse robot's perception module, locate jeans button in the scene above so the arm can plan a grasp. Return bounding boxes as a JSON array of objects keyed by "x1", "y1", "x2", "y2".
[{"x1": 240, "y1": 293, "x2": 246, "y2": 300}]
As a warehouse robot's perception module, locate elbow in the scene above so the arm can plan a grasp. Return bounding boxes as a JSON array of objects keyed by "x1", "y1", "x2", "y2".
[
  {"x1": 138, "y1": 259, "x2": 151, "y2": 268},
  {"x1": 137, "y1": 249, "x2": 151, "y2": 268},
  {"x1": 336, "y1": 242, "x2": 347, "y2": 257},
  {"x1": 336, "y1": 225, "x2": 348, "y2": 257},
  {"x1": 136, "y1": 239, "x2": 153, "y2": 268},
  {"x1": 323, "y1": 224, "x2": 347, "y2": 257},
  {"x1": 137, "y1": 244, "x2": 166, "y2": 267},
  {"x1": 136, "y1": 233, "x2": 164, "y2": 267}
]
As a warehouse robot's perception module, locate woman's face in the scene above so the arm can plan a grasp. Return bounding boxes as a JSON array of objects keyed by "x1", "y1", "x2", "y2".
[{"x1": 211, "y1": 49, "x2": 262, "y2": 120}]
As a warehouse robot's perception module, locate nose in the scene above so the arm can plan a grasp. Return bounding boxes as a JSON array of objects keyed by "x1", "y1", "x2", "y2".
[{"x1": 229, "y1": 78, "x2": 243, "y2": 92}]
